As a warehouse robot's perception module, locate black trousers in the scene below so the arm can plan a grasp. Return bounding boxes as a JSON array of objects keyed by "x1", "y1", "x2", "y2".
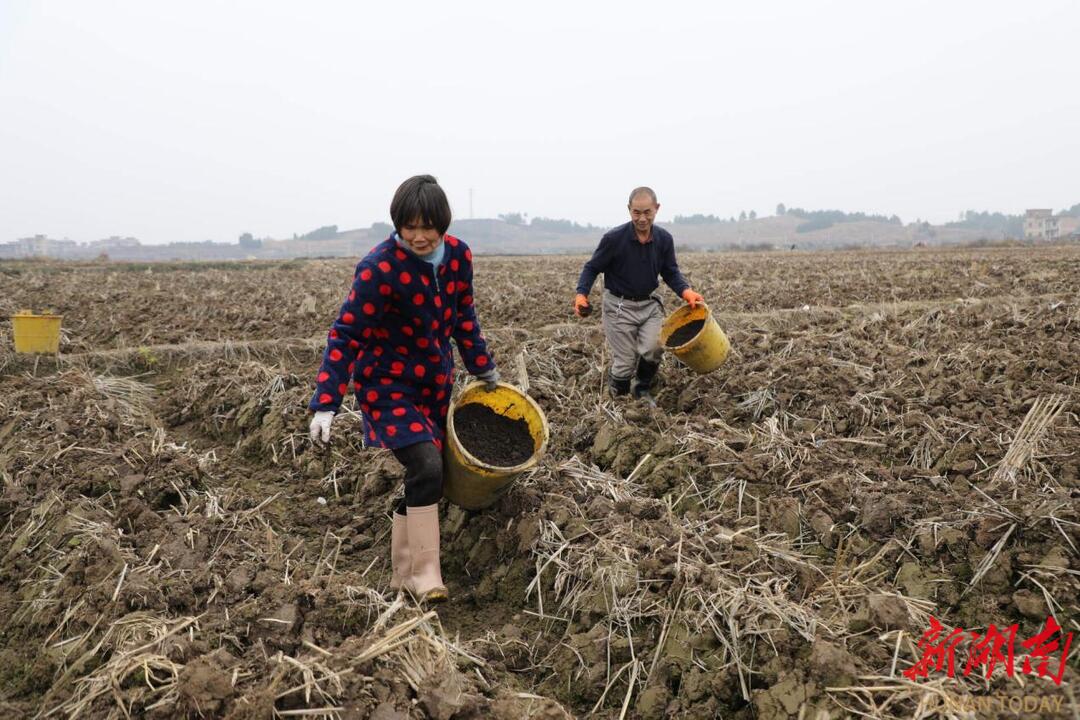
[{"x1": 391, "y1": 442, "x2": 443, "y2": 515}]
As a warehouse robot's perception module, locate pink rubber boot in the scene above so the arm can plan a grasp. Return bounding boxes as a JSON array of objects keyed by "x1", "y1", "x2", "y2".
[
  {"x1": 403, "y1": 503, "x2": 448, "y2": 603},
  {"x1": 390, "y1": 512, "x2": 410, "y2": 591}
]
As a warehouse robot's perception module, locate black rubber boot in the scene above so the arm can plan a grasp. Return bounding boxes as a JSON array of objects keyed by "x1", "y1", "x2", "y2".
[
  {"x1": 633, "y1": 360, "x2": 660, "y2": 405},
  {"x1": 609, "y1": 374, "x2": 632, "y2": 396}
]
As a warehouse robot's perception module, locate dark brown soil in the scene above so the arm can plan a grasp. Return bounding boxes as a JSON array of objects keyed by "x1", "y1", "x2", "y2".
[
  {"x1": 2, "y1": 247, "x2": 1078, "y2": 719},
  {"x1": 454, "y1": 403, "x2": 534, "y2": 467},
  {"x1": 666, "y1": 319, "x2": 705, "y2": 347}
]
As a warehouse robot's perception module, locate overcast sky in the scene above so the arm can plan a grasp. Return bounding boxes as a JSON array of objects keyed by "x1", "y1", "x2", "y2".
[{"x1": 1, "y1": 1, "x2": 1077, "y2": 245}]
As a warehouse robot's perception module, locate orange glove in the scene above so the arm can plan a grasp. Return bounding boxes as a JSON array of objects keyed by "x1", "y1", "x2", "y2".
[
  {"x1": 681, "y1": 289, "x2": 705, "y2": 308},
  {"x1": 574, "y1": 293, "x2": 592, "y2": 317}
]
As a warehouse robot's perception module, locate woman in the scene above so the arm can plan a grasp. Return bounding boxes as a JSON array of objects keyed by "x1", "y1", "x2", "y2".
[{"x1": 308, "y1": 175, "x2": 498, "y2": 603}]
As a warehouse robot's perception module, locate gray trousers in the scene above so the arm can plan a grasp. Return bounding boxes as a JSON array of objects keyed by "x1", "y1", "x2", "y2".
[{"x1": 601, "y1": 290, "x2": 664, "y2": 380}]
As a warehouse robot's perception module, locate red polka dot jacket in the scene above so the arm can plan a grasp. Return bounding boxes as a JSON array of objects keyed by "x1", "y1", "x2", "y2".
[{"x1": 308, "y1": 235, "x2": 495, "y2": 448}]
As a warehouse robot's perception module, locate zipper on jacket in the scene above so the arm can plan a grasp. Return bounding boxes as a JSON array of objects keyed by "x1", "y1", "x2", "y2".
[{"x1": 394, "y1": 234, "x2": 442, "y2": 294}]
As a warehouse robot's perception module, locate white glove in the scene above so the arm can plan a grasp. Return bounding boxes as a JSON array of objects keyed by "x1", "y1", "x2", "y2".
[
  {"x1": 475, "y1": 368, "x2": 500, "y2": 392},
  {"x1": 309, "y1": 411, "x2": 334, "y2": 445}
]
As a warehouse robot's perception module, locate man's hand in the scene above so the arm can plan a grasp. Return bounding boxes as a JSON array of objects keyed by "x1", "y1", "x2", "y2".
[
  {"x1": 574, "y1": 293, "x2": 592, "y2": 317},
  {"x1": 309, "y1": 411, "x2": 334, "y2": 445},
  {"x1": 681, "y1": 289, "x2": 705, "y2": 308},
  {"x1": 476, "y1": 368, "x2": 500, "y2": 392}
]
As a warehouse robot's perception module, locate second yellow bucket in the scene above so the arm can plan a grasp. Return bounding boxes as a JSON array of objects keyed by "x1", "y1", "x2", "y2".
[
  {"x1": 11, "y1": 311, "x2": 63, "y2": 354},
  {"x1": 444, "y1": 381, "x2": 549, "y2": 510},
  {"x1": 659, "y1": 303, "x2": 731, "y2": 374}
]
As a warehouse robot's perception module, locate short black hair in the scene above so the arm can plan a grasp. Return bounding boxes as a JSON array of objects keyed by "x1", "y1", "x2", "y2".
[
  {"x1": 390, "y1": 175, "x2": 452, "y2": 235},
  {"x1": 628, "y1": 186, "x2": 658, "y2": 205}
]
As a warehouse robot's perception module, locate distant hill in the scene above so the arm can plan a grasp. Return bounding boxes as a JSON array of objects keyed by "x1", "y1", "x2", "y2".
[
  {"x1": 439, "y1": 216, "x2": 990, "y2": 254},
  {"x1": 0, "y1": 214, "x2": 1027, "y2": 263}
]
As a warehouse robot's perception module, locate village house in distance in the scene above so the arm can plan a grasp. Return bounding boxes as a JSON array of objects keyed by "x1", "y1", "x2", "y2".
[
  {"x1": 1024, "y1": 209, "x2": 1080, "y2": 241},
  {"x1": 0, "y1": 234, "x2": 139, "y2": 260}
]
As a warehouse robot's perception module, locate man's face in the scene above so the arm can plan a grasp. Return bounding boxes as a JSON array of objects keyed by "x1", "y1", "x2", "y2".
[
  {"x1": 628, "y1": 196, "x2": 659, "y2": 236},
  {"x1": 399, "y1": 217, "x2": 443, "y2": 256}
]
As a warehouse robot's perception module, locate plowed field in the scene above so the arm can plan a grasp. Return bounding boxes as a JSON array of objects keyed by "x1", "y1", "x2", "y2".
[{"x1": 1, "y1": 246, "x2": 1077, "y2": 718}]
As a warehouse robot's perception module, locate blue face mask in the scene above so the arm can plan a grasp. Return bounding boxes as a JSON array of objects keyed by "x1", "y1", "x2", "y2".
[
  {"x1": 395, "y1": 233, "x2": 445, "y2": 266},
  {"x1": 417, "y1": 241, "x2": 445, "y2": 266}
]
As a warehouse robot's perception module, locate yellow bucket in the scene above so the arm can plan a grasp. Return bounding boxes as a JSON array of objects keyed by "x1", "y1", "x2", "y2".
[
  {"x1": 11, "y1": 311, "x2": 63, "y2": 354},
  {"x1": 444, "y1": 381, "x2": 550, "y2": 510},
  {"x1": 659, "y1": 303, "x2": 730, "y2": 374}
]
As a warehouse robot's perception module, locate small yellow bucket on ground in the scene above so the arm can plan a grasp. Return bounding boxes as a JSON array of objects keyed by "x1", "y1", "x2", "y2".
[
  {"x1": 444, "y1": 381, "x2": 550, "y2": 510},
  {"x1": 659, "y1": 303, "x2": 730, "y2": 374},
  {"x1": 11, "y1": 311, "x2": 63, "y2": 354}
]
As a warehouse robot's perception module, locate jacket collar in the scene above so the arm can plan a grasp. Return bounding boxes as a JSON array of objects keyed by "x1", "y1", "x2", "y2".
[{"x1": 386, "y1": 233, "x2": 448, "y2": 269}]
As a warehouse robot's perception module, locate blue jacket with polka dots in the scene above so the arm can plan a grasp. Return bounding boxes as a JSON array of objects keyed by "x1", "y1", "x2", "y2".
[{"x1": 308, "y1": 234, "x2": 494, "y2": 416}]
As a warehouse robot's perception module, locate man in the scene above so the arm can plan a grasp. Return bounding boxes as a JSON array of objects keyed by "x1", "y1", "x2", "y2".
[{"x1": 574, "y1": 187, "x2": 705, "y2": 403}]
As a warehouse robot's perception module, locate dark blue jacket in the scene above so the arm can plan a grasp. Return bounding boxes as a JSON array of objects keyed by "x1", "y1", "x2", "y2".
[
  {"x1": 576, "y1": 222, "x2": 690, "y2": 299},
  {"x1": 309, "y1": 234, "x2": 493, "y2": 415}
]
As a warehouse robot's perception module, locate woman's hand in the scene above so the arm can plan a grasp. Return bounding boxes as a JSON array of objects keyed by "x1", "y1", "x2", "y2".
[
  {"x1": 475, "y1": 368, "x2": 500, "y2": 392},
  {"x1": 309, "y1": 411, "x2": 334, "y2": 445}
]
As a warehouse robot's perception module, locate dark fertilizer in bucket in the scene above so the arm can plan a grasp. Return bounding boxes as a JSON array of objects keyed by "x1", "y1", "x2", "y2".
[{"x1": 454, "y1": 404, "x2": 534, "y2": 467}]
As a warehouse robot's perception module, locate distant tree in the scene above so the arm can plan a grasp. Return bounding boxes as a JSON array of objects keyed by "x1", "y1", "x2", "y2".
[
  {"x1": 945, "y1": 210, "x2": 1022, "y2": 237},
  {"x1": 776, "y1": 203, "x2": 786, "y2": 216},
  {"x1": 530, "y1": 217, "x2": 595, "y2": 232},
  {"x1": 673, "y1": 213, "x2": 722, "y2": 225},
  {"x1": 498, "y1": 212, "x2": 525, "y2": 225},
  {"x1": 370, "y1": 222, "x2": 393, "y2": 236},
  {"x1": 238, "y1": 232, "x2": 261, "y2": 249},
  {"x1": 301, "y1": 225, "x2": 339, "y2": 241},
  {"x1": 784, "y1": 207, "x2": 900, "y2": 234},
  {"x1": 749, "y1": 210, "x2": 757, "y2": 220},
  {"x1": 1061, "y1": 203, "x2": 1080, "y2": 218},
  {"x1": 738, "y1": 211, "x2": 747, "y2": 221}
]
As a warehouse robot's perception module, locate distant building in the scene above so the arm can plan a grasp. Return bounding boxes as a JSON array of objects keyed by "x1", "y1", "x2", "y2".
[
  {"x1": 1024, "y1": 209, "x2": 1056, "y2": 240},
  {"x1": 91, "y1": 235, "x2": 141, "y2": 249},
  {"x1": 1059, "y1": 216, "x2": 1080, "y2": 238},
  {"x1": 0, "y1": 234, "x2": 79, "y2": 259}
]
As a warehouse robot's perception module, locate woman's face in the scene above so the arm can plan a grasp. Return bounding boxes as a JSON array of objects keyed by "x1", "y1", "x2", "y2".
[{"x1": 399, "y1": 218, "x2": 443, "y2": 256}]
